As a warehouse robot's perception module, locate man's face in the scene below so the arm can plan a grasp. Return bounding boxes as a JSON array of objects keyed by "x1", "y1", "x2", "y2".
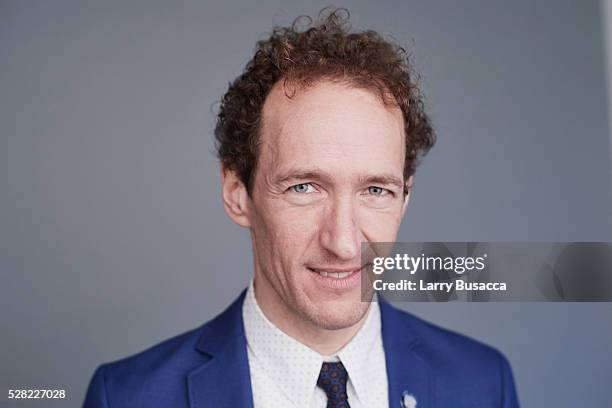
[{"x1": 245, "y1": 80, "x2": 408, "y2": 330}]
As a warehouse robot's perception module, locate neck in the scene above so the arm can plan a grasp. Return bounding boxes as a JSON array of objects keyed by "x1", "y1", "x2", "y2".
[{"x1": 252, "y1": 276, "x2": 369, "y2": 356}]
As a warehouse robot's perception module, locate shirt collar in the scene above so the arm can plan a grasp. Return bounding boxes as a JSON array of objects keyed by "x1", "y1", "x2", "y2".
[
  {"x1": 242, "y1": 279, "x2": 382, "y2": 407},
  {"x1": 336, "y1": 293, "x2": 381, "y2": 406}
]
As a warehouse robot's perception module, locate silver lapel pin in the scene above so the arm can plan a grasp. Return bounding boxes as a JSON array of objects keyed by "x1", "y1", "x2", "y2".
[{"x1": 401, "y1": 391, "x2": 417, "y2": 408}]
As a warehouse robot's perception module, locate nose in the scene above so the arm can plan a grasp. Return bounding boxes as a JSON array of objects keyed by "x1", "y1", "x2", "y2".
[{"x1": 319, "y1": 195, "x2": 361, "y2": 261}]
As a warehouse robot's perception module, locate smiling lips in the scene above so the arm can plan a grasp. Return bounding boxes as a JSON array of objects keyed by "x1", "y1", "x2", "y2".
[
  {"x1": 307, "y1": 266, "x2": 363, "y2": 290},
  {"x1": 308, "y1": 266, "x2": 362, "y2": 279}
]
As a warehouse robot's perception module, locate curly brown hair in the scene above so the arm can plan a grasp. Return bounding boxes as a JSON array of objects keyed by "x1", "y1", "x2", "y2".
[{"x1": 214, "y1": 8, "x2": 435, "y2": 195}]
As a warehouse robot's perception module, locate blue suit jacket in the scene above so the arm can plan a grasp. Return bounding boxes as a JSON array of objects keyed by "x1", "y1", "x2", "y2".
[{"x1": 84, "y1": 290, "x2": 519, "y2": 407}]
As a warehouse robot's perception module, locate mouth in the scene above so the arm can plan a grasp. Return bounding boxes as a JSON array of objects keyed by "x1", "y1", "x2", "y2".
[
  {"x1": 307, "y1": 265, "x2": 363, "y2": 290},
  {"x1": 309, "y1": 268, "x2": 359, "y2": 278}
]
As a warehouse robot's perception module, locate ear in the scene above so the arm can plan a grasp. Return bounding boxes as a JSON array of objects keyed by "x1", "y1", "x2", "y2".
[
  {"x1": 220, "y1": 166, "x2": 251, "y2": 228},
  {"x1": 401, "y1": 175, "x2": 414, "y2": 218}
]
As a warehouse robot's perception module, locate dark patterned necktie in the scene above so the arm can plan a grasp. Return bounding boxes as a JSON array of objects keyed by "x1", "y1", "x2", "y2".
[{"x1": 317, "y1": 361, "x2": 351, "y2": 408}]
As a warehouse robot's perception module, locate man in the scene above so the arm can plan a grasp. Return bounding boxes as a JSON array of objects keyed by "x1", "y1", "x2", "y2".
[{"x1": 84, "y1": 8, "x2": 519, "y2": 408}]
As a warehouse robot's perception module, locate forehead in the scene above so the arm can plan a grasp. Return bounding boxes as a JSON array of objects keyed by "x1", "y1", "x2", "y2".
[{"x1": 258, "y1": 81, "x2": 405, "y2": 177}]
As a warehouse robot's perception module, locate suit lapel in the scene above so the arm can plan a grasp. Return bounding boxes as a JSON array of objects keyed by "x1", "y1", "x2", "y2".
[
  {"x1": 186, "y1": 291, "x2": 433, "y2": 408},
  {"x1": 187, "y1": 290, "x2": 254, "y2": 408},
  {"x1": 380, "y1": 299, "x2": 433, "y2": 408}
]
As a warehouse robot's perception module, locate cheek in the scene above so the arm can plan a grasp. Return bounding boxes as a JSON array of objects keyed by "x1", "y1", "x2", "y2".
[
  {"x1": 357, "y1": 206, "x2": 404, "y2": 241},
  {"x1": 260, "y1": 207, "x2": 321, "y2": 264},
  {"x1": 281, "y1": 211, "x2": 321, "y2": 254}
]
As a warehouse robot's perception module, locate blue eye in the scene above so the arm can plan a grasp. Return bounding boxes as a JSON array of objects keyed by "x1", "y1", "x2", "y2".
[
  {"x1": 368, "y1": 186, "x2": 388, "y2": 196},
  {"x1": 291, "y1": 183, "x2": 314, "y2": 193}
]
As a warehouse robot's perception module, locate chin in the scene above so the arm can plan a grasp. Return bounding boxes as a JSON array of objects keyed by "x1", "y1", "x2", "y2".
[{"x1": 304, "y1": 298, "x2": 370, "y2": 330}]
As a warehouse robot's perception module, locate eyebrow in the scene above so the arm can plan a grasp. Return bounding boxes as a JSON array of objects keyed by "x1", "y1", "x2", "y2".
[
  {"x1": 273, "y1": 167, "x2": 333, "y2": 184},
  {"x1": 357, "y1": 175, "x2": 405, "y2": 190},
  {"x1": 273, "y1": 167, "x2": 405, "y2": 189}
]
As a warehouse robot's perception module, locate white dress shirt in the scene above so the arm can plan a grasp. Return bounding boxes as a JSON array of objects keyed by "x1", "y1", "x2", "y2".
[{"x1": 242, "y1": 280, "x2": 389, "y2": 408}]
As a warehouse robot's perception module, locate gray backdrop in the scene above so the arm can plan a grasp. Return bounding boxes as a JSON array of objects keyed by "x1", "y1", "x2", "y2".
[{"x1": 2, "y1": 0, "x2": 612, "y2": 406}]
